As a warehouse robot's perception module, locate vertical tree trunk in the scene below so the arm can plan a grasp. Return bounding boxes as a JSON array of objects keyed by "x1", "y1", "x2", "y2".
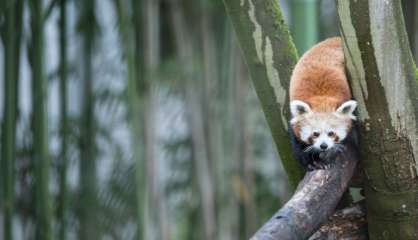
[
  {"x1": 131, "y1": 1, "x2": 147, "y2": 239},
  {"x1": 169, "y1": 1, "x2": 217, "y2": 239},
  {"x1": 78, "y1": 0, "x2": 98, "y2": 238},
  {"x1": 1, "y1": 1, "x2": 17, "y2": 239},
  {"x1": 142, "y1": 0, "x2": 165, "y2": 239},
  {"x1": 222, "y1": 0, "x2": 303, "y2": 189},
  {"x1": 113, "y1": 0, "x2": 147, "y2": 239},
  {"x1": 29, "y1": 0, "x2": 52, "y2": 239},
  {"x1": 291, "y1": 0, "x2": 319, "y2": 54},
  {"x1": 338, "y1": 0, "x2": 418, "y2": 239},
  {"x1": 217, "y1": 26, "x2": 240, "y2": 240},
  {"x1": 57, "y1": 0, "x2": 68, "y2": 239},
  {"x1": 185, "y1": 83, "x2": 217, "y2": 240},
  {"x1": 200, "y1": 0, "x2": 218, "y2": 185},
  {"x1": 234, "y1": 52, "x2": 257, "y2": 239},
  {"x1": 13, "y1": 0, "x2": 23, "y2": 112}
]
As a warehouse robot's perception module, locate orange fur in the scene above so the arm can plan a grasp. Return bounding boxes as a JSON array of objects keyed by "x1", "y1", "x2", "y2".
[{"x1": 289, "y1": 37, "x2": 351, "y2": 112}]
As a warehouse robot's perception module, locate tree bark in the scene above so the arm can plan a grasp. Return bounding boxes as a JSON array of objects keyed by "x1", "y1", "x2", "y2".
[
  {"x1": 250, "y1": 144, "x2": 358, "y2": 240},
  {"x1": 338, "y1": 0, "x2": 418, "y2": 239},
  {"x1": 29, "y1": 0, "x2": 52, "y2": 239},
  {"x1": 309, "y1": 202, "x2": 367, "y2": 240},
  {"x1": 223, "y1": 0, "x2": 303, "y2": 188}
]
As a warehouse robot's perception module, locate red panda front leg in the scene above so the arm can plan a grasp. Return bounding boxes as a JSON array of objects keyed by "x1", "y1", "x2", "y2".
[
  {"x1": 309, "y1": 158, "x2": 331, "y2": 170},
  {"x1": 290, "y1": 126, "x2": 331, "y2": 171}
]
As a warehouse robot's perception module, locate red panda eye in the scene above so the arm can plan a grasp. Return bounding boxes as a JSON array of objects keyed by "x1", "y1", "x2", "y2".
[
  {"x1": 328, "y1": 131, "x2": 335, "y2": 137},
  {"x1": 313, "y1": 132, "x2": 320, "y2": 137}
]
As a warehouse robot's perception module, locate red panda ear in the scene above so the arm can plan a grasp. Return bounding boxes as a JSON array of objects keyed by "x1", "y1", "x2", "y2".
[
  {"x1": 290, "y1": 100, "x2": 311, "y2": 118},
  {"x1": 336, "y1": 100, "x2": 357, "y2": 119}
]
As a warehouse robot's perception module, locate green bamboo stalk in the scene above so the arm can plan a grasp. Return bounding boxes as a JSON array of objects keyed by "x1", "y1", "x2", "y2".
[
  {"x1": 1, "y1": 1, "x2": 17, "y2": 239},
  {"x1": 222, "y1": 0, "x2": 303, "y2": 189},
  {"x1": 113, "y1": 0, "x2": 146, "y2": 239},
  {"x1": 291, "y1": 0, "x2": 319, "y2": 54},
  {"x1": 29, "y1": 0, "x2": 52, "y2": 239},
  {"x1": 57, "y1": 0, "x2": 68, "y2": 239},
  {"x1": 131, "y1": 1, "x2": 147, "y2": 239},
  {"x1": 78, "y1": 0, "x2": 99, "y2": 239},
  {"x1": 13, "y1": 0, "x2": 23, "y2": 112}
]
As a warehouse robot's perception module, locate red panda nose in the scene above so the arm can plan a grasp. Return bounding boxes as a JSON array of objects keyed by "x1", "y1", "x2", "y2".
[{"x1": 320, "y1": 143, "x2": 328, "y2": 150}]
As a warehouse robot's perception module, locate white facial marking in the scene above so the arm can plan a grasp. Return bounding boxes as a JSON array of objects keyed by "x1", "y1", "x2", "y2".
[
  {"x1": 334, "y1": 127, "x2": 348, "y2": 141},
  {"x1": 293, "y1": 111, "x2": 352, "y2": 151},
  {"x1": 313, "y1": 133, "x2": 335, "y2": 150},
  {"x1": 300, "y1": 126, "x2": 311, "y2": 142}
]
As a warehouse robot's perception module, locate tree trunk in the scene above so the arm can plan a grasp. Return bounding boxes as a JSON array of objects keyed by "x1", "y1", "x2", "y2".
[
  {"x1": 218, "y1": 26, "x2": 240, "y2": 240},
  {"x1": 1, "y1": 1, "x2": 17, "y2": 239},
  {"x1": 29, "y1": 0, "x2": 52, "y2": 239},
  {"x1": 142, "y1": 0, "x2": 168, "y2": 239},
  {"x1": 57, "y1": 0, "x2": 68, "y2": 239},
  {"x1": 78, "y1": 0, "x2": 99, "y2": 238},
  {"x1": 338, "y1": 0, "x2": 418, "y2": 239},
  {"x1": 169, "y1": 1, "x2": 217, "y2": 239},
  {"x1": 113, "y1": 0, "x2": 147, "y2": 239},
  {"x1": 222, "y1": 0, "x2": 303, "y2": 189},
  {"x1": 233, "y1": 48, "x2": 257, "y2": 239},
  {"x1": 130, "y1": 0, "x2": 147, "y2": 239}
]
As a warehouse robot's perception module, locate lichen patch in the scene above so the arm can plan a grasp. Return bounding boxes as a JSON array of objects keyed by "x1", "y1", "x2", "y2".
[{"x1": 248, "y1": 0, "x2": 263, "y2": 62}]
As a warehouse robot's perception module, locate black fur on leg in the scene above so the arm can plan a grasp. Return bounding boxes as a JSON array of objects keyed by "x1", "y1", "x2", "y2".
[{"x1": 289, "y1": 126, "x2": 319, "y2": 171}]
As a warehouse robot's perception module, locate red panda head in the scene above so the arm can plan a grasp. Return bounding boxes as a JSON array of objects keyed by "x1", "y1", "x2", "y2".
[{"x1": 290, "y1": 100, "x2": 357, "y2": 151}]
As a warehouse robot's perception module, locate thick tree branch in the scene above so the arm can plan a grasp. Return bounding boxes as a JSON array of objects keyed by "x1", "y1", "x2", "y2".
[
  {"x1": 251, "y1": 144, "x2": 359, "y2": 240},
  {"x1": 309, "y1": 202, "x2": 367, "y2": 240},
  {"x1": 223, "y1": 0, "x2": 303, "y2": 188}
]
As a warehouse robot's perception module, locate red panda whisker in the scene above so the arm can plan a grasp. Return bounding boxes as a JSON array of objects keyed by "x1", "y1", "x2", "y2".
[{"x1": 304, "y1": 145, "x2": 315, "y2": 153}]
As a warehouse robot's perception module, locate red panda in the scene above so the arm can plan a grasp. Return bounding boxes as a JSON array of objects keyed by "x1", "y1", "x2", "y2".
[{"x1": 289, "y1": 37, "x2": 358, "y2": 170}]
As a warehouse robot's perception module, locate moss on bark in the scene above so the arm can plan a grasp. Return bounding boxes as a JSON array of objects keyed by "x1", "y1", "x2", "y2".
[{"x1": 223, "y1": 0, "x2": 303, "y2": 189}]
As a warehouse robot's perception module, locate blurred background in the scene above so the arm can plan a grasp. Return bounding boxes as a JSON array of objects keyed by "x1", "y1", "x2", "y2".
[{"x1": 0, "y1": 0, "x2": 417, "y2": 240}]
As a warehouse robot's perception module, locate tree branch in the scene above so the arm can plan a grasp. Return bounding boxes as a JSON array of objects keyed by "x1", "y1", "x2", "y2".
[
  {"x1": 250, "y1": 144, "x2": 359, "y2": 240},
  {"x1": 223, "y1": 0, "x2": 303, "y2": 188},
  {"x1": 309, "y1": 202, "x2": 367, "y2": 240}
]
